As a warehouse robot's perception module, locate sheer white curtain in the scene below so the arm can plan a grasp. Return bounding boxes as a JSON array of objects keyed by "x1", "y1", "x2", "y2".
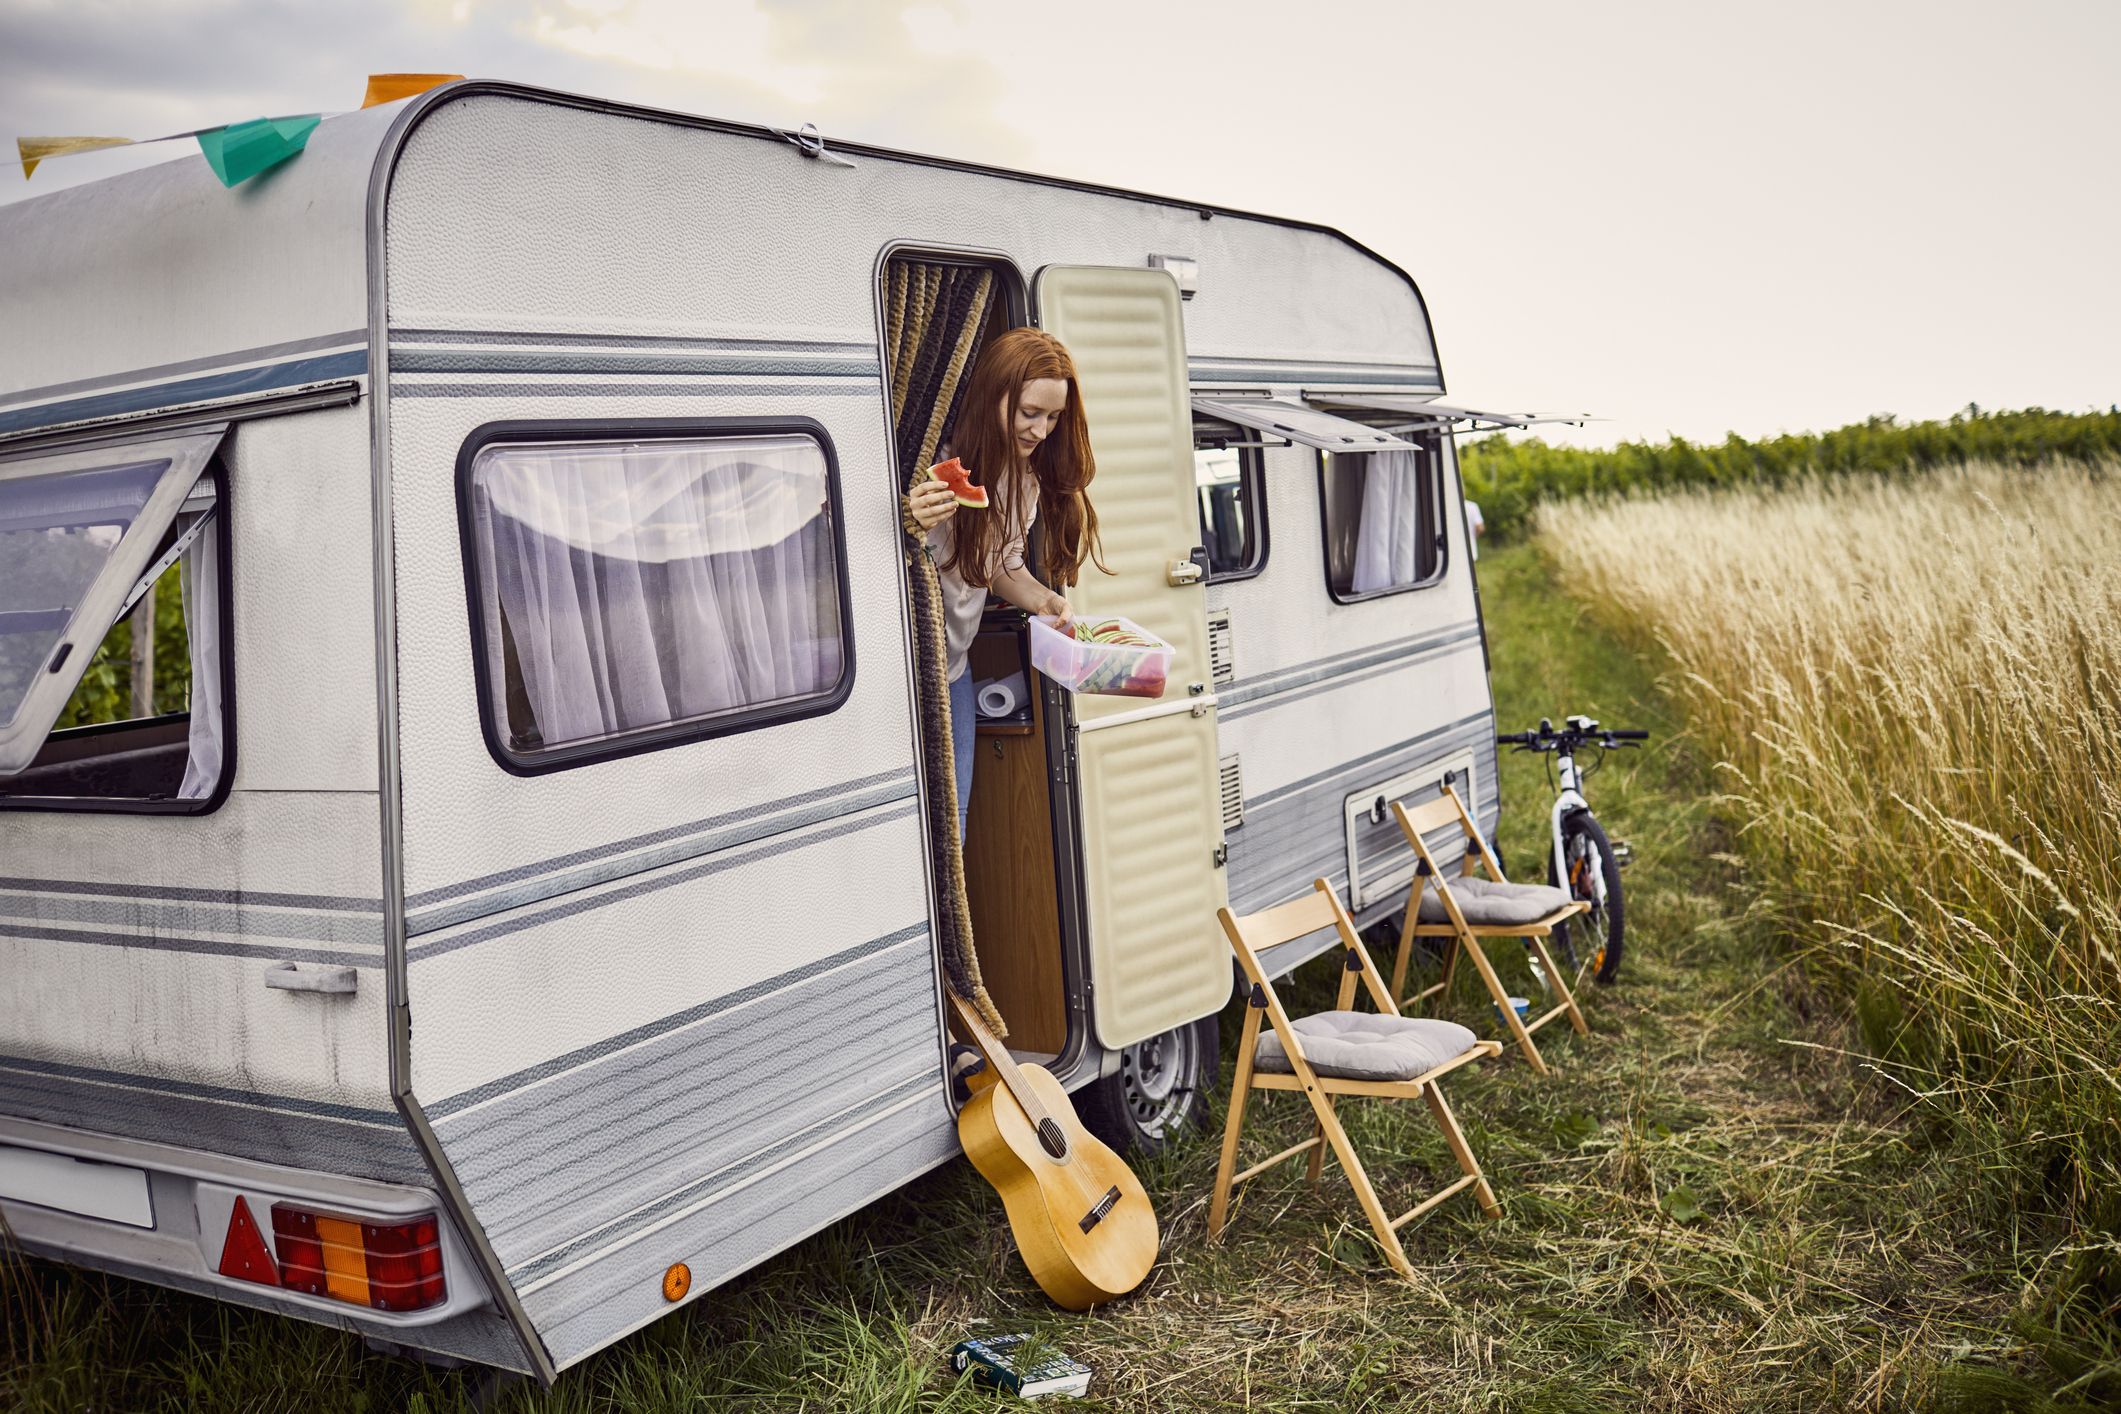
[
  {"x1": 471, "y1": 436, "x2": 843, "y2": 752},
  {"x1": 177, "y1": 530, "x2": 223, "y2": 798},
  {"x1": 1349, "y1": 448, "x2": 1425, "y2": 595}
]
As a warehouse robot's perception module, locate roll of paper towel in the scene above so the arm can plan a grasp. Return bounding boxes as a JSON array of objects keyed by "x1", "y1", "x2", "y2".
[{"x1": 976, "y1": 673, "x2": 1028, "y2": 719}]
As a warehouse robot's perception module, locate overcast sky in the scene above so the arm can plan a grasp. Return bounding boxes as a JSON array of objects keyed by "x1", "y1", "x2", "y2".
[{"x1": 4, "y1": 0, "x2": 2116, "y2": 448}]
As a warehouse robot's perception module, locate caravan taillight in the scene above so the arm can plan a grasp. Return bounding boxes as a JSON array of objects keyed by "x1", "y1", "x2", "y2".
[{"x1": 269, "y1": 1203, "x2": 447, "y2": 1312}]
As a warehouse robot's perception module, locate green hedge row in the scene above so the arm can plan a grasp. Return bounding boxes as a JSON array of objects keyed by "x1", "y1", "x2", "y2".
[{"x1": 1459, "y1": 405, "x2": 2121, "y2": 542}]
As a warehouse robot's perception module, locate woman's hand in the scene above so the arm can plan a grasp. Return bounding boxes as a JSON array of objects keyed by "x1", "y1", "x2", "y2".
[
  {"x1": 1042, "y1": 592, "x2": 1074, "y2": 635},
  {"x1": 908, "y1": 475, "x2": 958, "y2": 531}
]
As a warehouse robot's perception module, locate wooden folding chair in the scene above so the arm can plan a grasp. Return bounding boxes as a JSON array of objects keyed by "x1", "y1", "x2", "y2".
[
  {"x1": 1389, "y1": 783, "x2": 1590, "y2": 1076},
  {"x1": 1208, "y1": 878, "x2": 1501, "y2": 1280}
]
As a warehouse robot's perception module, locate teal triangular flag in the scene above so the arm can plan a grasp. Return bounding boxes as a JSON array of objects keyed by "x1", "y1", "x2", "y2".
[{"x1": 196, "y1": 114, "x2": 320, "y2": 187}]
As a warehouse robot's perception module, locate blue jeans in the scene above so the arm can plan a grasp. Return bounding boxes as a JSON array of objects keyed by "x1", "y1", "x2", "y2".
[{"x1": 948, "y1": 670, "x2": 976, "y2": 839}]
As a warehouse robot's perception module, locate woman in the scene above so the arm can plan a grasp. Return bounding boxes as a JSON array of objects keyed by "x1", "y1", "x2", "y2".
[{"x1": 907, "y1": 327, "x2": 1104, "y2": 835}]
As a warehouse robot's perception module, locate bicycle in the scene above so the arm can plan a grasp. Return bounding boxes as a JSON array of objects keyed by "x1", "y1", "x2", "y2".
[{"x1": 1496, "y1": 715, "x2": 1648, "y2": 985}]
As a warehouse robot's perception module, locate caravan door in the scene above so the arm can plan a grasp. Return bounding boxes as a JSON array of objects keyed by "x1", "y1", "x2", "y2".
[{"x1": 1035, "y1": 266, "x2": 1230, "y2": 1049}]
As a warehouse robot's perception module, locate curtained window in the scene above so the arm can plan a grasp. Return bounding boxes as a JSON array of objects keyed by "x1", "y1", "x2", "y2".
[
  {"x1": 1319, "y1": 436, "x2": 1446, "y2": 601},
  {"x1": 463, "y1": 430, "x2": 851, "y2": 767}
]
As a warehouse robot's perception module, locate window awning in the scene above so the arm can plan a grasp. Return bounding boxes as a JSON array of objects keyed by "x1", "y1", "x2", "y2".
[
  {"x1": 1189, "y1": 395, "x2": 1413, "y2": 452},
  {"x1": 0, "y1": 426, "x2": 226, "y2": 775},
  {"x1": 1305, "y1": 393, "x2": 1590, "y2": 431}
]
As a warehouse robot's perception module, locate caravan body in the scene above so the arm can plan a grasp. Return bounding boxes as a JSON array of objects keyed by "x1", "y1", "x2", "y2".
[{"x1": 0, "y1": 83, "x2": 1498, "y2": 1376}]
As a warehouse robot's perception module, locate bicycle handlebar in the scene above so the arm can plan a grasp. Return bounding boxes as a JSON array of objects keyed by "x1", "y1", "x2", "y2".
[{"x1": 1496, "y1": 724, "x2": 1652, "y2": 748}]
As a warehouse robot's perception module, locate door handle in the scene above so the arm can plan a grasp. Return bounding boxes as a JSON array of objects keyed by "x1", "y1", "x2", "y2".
[
  {"x1": 264, "y1": 961, "x2": 357, "y2": 995},
  {"x1": 1167, "y1": 558, "x2": 1203, "y2": 587}
]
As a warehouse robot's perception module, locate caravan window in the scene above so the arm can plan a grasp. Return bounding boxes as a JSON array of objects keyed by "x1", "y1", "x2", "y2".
[
  {"x1": 0, "y1": 431, "x2": 231, "y2": 813},
  {"x1": 1192, "y1": 443, "x2": 1266, "y2": 581},
  {"x1": 460, "y1": 422, "x2": 854, "y2": 773},
  {"x1": 1317, "y1": 434, "x2": 1448, "y2": 601}
]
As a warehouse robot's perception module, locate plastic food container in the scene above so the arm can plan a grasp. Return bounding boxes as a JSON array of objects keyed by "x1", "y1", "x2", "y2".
[{"x1": 1027, "y1": 614, "x2": 1172, "y2": 699}]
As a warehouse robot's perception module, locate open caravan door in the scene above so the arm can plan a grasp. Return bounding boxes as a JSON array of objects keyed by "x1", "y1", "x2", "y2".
[{"x1": 1035, "y1": 266, "x2": 1230, "y2": 1048}]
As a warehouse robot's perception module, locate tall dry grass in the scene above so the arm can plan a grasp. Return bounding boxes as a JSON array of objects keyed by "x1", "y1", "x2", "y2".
[{"x1": 1538, "y1": 461, "x2": 2121, "y2": 1234}]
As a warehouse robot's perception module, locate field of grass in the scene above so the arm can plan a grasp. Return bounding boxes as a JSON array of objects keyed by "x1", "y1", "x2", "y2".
[
  {"x1": 3, "y1": 532, "x2": 2098, "y2": 1411},
  {"x1": 1540, "y1": 460, "x2": 2121, "y2": 1407}
]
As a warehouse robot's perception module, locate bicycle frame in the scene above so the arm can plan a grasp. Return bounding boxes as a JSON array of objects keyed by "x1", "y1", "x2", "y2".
[{"x1": 1546, "y1": 750, "x2": 1601, "y2": 905}]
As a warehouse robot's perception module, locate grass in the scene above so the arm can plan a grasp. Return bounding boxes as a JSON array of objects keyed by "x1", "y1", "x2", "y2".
[
  {"x1": 3, "y1": 537, "x2": 2100, "y2": 1411},
  {"x1": 1538, "y1": 461, "x2": 2121, "y2": 1405}
]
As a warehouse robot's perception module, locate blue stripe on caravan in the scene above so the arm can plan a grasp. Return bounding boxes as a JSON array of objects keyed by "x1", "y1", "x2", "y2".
[
  {"x1": 426, "y1": 920, "x2": 929, "y2": 1119},
  {"x1": 0, "y1": 330, "x2": 368, "y2": 409},
  {"x1": 406, "y1": 773, "x2": 919, "y2": 936},
  {"x1": 0, "y1": 1052, "x2": 400, "y2": 1125},
  {"x1": 1244, "y1": 708, "x2": 1495, "y2": 812},
  {"x1": 0, "y1": 919, "x2": 379, "y2": 967},
  {"x1": 1221, "y1": 632, "x2": 1487, "y2": 724},
  {"x1": 0, "y1": 874, "x2": 380, "y2": 912},
  {"x1": 1218, "y1": 622, "x2": 1482, "y2": 708},
  {"x1": 0, "y1": 351, "x2": 367, "y2": 435},
  {"x1": 406, "y1": 802, "x2": 920, "y2": 961},
  {"x1": 390, "y1": 381, "x2": 878, "y2": 400},
  {"x1": 406, "y1": 768, "x2": 913, "y2": 910},
  {"x1": 391, "y1": 329, "x2": 878, "y2": 354},
  {"x1": 0, "y1": 892, "x2": 386, "y2": 948},
  {"x1": 1219, "y1": 624, "x2": 1485, "y2": 718},
  {"x1": 389, "y1": 351, "x2": 883, "y2": 379}
]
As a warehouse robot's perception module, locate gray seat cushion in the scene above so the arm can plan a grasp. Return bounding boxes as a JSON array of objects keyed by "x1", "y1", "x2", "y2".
[
  {"x1": 1416, "y1": 873, "x2": 1574, "y2": 927},
  {"x1": 1255, "y1": 1012, "x2": 1479, "y2": 1082}
]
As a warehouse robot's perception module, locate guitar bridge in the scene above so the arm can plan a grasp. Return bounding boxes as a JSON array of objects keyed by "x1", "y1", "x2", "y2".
[{"x1": 1078, "y1": 1185, "x2": 1121, "y2": 1234}]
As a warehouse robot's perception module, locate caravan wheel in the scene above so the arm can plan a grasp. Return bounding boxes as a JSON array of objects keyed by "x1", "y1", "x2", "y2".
[{"x1": 1079, "y1": 1016, "x2": 1218, "y2": 1156}]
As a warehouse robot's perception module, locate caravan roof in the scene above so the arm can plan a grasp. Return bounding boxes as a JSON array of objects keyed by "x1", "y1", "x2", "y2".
[{"x1": 0, "y1": 81, "x2": 1442, "y2": 442}]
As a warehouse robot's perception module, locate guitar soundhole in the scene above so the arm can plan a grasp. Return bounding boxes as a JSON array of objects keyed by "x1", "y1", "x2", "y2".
[{"x1": 1036, "y1": 1118, "x2": 1069, "y2": 1160}]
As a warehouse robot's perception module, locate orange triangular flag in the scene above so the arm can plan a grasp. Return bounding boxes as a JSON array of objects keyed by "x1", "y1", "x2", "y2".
[
  {"x1": 18, "y1": 135, "x2": 133, "y2": 179},
  {"x1": 361, "y1": 74, "x2": 463, "y2": 109}
]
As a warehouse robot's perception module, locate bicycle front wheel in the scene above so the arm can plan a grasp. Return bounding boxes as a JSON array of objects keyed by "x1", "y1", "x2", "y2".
[{"x1": 1557, "y1": 811, "x2": 1625, "y2": 984}]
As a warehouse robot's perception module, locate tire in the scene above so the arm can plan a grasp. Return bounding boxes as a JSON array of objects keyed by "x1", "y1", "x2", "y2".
[
  {"x1": 1078, "y1": 1015, "x2": 1219, "y2": 1157},
  {"x1": 1552, "y1": 811, "x2": 1625, "y2": 984}
]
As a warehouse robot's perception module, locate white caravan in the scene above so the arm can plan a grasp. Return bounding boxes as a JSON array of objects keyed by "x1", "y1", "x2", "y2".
[{"x1": 0, "y1": 81, "x2": 1503, "y2": 1378}]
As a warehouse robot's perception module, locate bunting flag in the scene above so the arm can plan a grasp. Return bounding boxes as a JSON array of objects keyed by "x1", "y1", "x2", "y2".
[
  {"x1": 361, "y1": 73, "x2": 463, "y2": 108},
  {"x1": 194, "y1": 115, "x2": 322, "y2": 188},
  {"x1": 18, "y1": 66, "x2": 455, "y2": 185},
  {"x1": 18, "y1": 135, "x2": 134, "y2": 179}
]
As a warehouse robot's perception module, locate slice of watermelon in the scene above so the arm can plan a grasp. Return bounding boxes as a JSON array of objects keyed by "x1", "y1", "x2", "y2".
[{"x1": 930, "y1": 457, "x2": 989, "y2": 510}]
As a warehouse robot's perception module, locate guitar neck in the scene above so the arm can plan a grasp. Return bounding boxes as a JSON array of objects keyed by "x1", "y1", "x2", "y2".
[{"x1": 945, "y1": 992, "x2": 1057, "y2": 1134}]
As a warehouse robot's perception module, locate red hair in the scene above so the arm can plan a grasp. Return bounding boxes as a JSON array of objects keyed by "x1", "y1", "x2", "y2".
[{"x1": 939, "y1": 328, "x2": 1106, "y2": 589}]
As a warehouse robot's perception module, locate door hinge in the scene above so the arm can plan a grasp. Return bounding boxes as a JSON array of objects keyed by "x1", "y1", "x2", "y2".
[{"x1": 1213, "y1": 843, "x2": 1229, "y2": 868}]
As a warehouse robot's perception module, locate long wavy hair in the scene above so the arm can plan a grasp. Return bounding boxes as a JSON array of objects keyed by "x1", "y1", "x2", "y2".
[{"x1": 939, "y1": 327, "x2": 1106, "y2": 589}]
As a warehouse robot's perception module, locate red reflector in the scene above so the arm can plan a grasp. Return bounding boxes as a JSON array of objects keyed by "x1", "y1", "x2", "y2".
[
  {"x1": 216, "y1": 1196, "x2": 282, "y2": 1287},
  {"x1": 270, "y1": 1202, "x2": 446, "y2": 1312},
  {"x1": 269, "y1": 1203, "x2": 329, "y2": 1296},
  {"x1": 363, "y1": 1215, "x2": 447, "y2": 1312}
]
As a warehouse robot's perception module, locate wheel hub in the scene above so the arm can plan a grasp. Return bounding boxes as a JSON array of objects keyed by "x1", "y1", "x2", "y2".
[{"x1": 1119, "y1": 1026, "x2": 1198, "y2": 1136}]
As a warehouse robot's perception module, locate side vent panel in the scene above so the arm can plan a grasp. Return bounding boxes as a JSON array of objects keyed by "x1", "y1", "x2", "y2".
[
  {"x1": 1207, "y1": 607, "x2": 1236, "y2": 686},
  {"x1": 1218, "y1": 753, "x2": 1245, "y2": 831}
]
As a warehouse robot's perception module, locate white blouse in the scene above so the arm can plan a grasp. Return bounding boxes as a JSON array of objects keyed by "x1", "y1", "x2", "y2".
[{"x1": 924, "y1": 471, "x2": 1035, "y2": 683}]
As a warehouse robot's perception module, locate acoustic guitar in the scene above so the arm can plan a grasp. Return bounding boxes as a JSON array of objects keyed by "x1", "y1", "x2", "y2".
[{"x1": 946, "y1": 992, "x2": 1159, "y2": 1309}]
